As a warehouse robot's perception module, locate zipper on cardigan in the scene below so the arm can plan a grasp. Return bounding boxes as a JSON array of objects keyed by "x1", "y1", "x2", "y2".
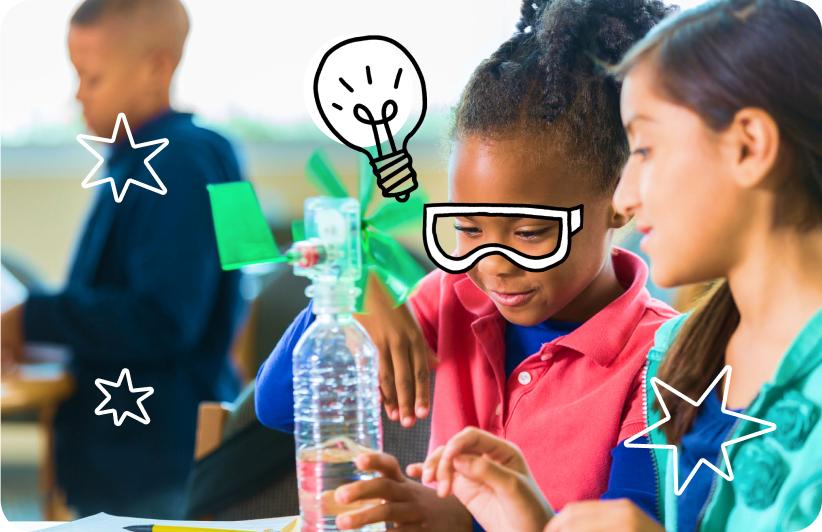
[
  {"x1": 695, "y1": 417, "x2": 743, "y2": 531},
  {"x1": 641, "y1": 360, "x2": 663, "y2": 523}
]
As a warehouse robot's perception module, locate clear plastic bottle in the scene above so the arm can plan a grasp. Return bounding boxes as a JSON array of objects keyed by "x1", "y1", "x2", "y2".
[{"x1": 293, "y1": 280, "x2": 384, "y2": 532}]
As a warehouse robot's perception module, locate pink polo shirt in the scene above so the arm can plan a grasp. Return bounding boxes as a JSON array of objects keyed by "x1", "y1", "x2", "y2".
[{"x1": 408, "y1": 247, "x2": 678, "y2": 510}]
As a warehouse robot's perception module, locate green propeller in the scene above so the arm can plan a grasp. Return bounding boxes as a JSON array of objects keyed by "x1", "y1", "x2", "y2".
[{"x1": 206, "y1": 148, "x2": 427, "y2": 313}]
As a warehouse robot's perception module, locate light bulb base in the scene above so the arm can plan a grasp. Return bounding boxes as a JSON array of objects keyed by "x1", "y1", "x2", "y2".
[{"x1": 372, "y1": 149, "x2": 418, "y2": 203}]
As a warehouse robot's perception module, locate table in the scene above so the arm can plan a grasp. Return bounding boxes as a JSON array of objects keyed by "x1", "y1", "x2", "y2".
[
  {"x1": 6, "y1": 518, "x2": 301, "y2": 532},
  {"x1": 9, "y1": 521, "x2": 64, "y2": 532},
  {"x1": 2, "y1": 364, "x2": 76, "y2": 521}
]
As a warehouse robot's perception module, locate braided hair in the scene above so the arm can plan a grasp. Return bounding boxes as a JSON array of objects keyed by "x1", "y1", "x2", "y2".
[{"x1": 452, "y1": 0, "x2": 677, "y2": 193}]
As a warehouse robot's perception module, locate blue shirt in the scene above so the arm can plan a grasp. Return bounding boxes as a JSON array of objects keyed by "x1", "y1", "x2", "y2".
[
  {"x1": 677, "y1": 388, "x2": 741, "y2": 532},
  {"x1": 606, "y1": 389, "x2": 742, "y2": 531},
  {"x1": 23, "y1": 110, "x2": 244, "y2": 518},
  {"x1": 504, "y1": 319, "x2": 582, "y2": 379},
  {"x1": 255, "y1": 300, "x2": 317, "y2": 433}
]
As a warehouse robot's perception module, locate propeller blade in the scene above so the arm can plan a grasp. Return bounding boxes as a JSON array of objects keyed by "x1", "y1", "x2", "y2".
[
  {"x1": 306, "y1": 148, "x2": 349, "y2": 199},
  {"x1": 365, "y1": 192, "x2": 427, "y2": 235},
  {"x1": 363, "y1": 230, "x2": 426, "y2": 308},
  {"x1": 291, "y1": 219, "x2": 306, "y2": 243},
  {"x1": 358, "y1": 152, "x2": 375, "y2": 218},
  {"x1": 207, "y1": 182, "x2": 286, "y2": 270},
  {"x1": 354, "y1": 258, "x2": 374, "y2": 315}
]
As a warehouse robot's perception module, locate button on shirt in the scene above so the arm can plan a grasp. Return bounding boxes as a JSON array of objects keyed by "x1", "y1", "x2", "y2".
[
  {"x1": 408, "y1": 248, "x2": 679, "y2": 509},
  {"x1": 505, "y1": 318, "x2": 583, "y2": 380}
]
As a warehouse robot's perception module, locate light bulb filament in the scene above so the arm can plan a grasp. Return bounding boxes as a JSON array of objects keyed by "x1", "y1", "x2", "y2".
[{"x1": 353, "y1": 100, "x2": 398, "y2": 157}]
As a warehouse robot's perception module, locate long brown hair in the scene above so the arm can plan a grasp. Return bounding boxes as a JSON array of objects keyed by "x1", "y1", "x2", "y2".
[{"x1": 613, "y1": 0, "x2": 822, "y2": 444}]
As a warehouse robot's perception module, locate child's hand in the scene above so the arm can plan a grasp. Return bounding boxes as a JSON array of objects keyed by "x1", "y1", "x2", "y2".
[
  {"x1": 410, "y1": 427, "x2": 554, "y2": 532},
  {"x1": 332, "y1": 452, "x2": 473, "y2": 532},
  {"x1": 355, "y1": 276, "x2": 439, "y2": 427},
  {"x1": 544, "y1": 500, "x2": 665, "y2": 532}
]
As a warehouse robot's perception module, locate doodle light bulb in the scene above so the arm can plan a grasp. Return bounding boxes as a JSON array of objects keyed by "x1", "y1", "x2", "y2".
[{"x1": 312, "y1": 35, "x2": 427, "y2": 203}]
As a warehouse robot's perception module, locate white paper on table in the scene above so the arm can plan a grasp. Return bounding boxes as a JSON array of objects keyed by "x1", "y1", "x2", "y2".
[
  {"x1": 29, "y1": 512, "x2": 299, "y2": 532},
  {"x1": 9, "y1": 521, "x2": 63, "y2": 532},
  {"x1": 1, "y1": 265, "x2": 28, "y2": 312}
]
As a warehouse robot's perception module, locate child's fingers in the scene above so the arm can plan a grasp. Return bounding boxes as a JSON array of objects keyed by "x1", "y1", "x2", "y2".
[
  {"x1": 436, "y1": 428, "x2": 494, "y2": 496},
  {"x1": 355, "y1": 452, "x2": 404, "y2": 482},
  {"x1": 389, "y1": 335, "x2": 417, "y2": 427},
  {"x1": 334, "y1": 477, "x2": 412, "y2": 505},
  {"x1": 544, "y1": 500, "x2": 655, "y2": 532},
  {"x1": 377, "y1": 340, "x2": 400, "y2": 421},
  {"x1": 422, "y1": 446, "x2": 445, "y2": 487},
  {"x1": 406, "y1": 462, "x2": 423, "y2": 479},
  {"x1": 336, "y1": 501, "x2": 424, "y2": 530},
  {"x1": 441, "y1": 427, "x2": 529, "y2": 476},
  {"x1": 452, "y1": 453, "x2": 523, "y2": 494},
  {"x1": 409, "y1": 332, "x2": 432, "y2": 419},
  {"x1": 433, "y1": 442, "x2": 458, "y2": 498}
]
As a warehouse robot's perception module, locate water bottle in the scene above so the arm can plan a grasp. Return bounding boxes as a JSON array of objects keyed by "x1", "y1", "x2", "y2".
[{"x1": 289, "y1": 197, "x2": 384, "y2": 532}]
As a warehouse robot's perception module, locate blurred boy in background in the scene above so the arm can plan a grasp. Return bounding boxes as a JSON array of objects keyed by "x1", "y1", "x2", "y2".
[{"x1": 0, "y1": 0, "x2": 244, "y2": 518}]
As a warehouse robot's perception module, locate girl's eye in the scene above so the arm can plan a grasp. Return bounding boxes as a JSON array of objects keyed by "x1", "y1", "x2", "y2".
[
  {"x1": 515, "y1": 227, "x2": 552, "y2": 240},
  {"x1": 455, "y1": 224, "x2": 482, "y2": 236},
  {"x1": 632, "y1": 148, "x2": 650, "y2": 158}
]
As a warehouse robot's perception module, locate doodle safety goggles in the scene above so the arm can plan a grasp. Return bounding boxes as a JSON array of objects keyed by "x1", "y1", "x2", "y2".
[{"x1": 423, "y1": 203, "x2": 584, "y2": 274}]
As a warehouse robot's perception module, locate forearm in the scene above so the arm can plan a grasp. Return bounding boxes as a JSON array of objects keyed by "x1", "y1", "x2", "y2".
[
  {"x1": 254, "y1": 302, "x2": 315, "y2": 433},
  {"x1": 23, "y1": 288, "x2": 207, "y2": 366}
]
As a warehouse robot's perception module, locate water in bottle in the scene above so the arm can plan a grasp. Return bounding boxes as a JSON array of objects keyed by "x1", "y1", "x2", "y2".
[{"x1": 293, "y1": 281, "x2": 384, "y2": 532}]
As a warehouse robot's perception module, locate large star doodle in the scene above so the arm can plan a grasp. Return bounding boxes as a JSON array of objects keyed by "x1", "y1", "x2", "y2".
[
  {"x1": 76, "y1": 112, "x2": 169, "y2": 203},
  {"x1": 94, "y1": 368, "x2": 154, "y2": 426},
  {"x1": 624, "y1": 365, "x2": 776, "y2": 495}
]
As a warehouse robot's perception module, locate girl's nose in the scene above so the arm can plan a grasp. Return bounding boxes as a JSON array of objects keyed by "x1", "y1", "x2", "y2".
[
  {"x1": 613, "y1": 163, "x2": 641, "y2": 218},
  {"x1": 477, "y1": 253, "x2": 520, "y2": 277}
]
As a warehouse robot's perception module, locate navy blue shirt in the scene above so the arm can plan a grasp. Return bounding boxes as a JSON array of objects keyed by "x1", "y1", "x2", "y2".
[
  {"x1": 23, "y1": 110, "x2": 244, "y2": 518},
  {"x1": 603, "y1": 436, "x2": 659, "y2": 520},
  {"x1": 605, "y1": 390, "x2": 742, "y2": 531},
  {"x1": 504, "y1": 319, "x2": 582, "y2": 379},
  {"x1": 256, "y1": 300, "x2": 315, "y2": 433},
  {"x1": 677, "y1": 389, "x2": 741, "y2": 532}
]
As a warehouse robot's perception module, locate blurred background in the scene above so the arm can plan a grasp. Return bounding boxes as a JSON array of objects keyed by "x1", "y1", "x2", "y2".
[{"x1": 1, "y1": 0, "x2": 708, "y2": 521}]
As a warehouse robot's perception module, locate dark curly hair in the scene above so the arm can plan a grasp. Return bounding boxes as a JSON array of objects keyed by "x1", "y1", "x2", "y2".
[{"x1": 452, "y1": 0, "x2": 677, "y2": 193}]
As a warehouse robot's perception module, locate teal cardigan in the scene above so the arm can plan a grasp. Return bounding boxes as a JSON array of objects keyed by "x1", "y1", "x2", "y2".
[{"x1": 643, "y1": 308, "x2": 822, "y2": 531}]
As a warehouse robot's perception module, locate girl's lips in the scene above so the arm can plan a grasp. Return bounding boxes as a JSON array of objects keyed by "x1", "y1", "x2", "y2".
[
  {"x1": 636, "y1": 224, "x2": 653, "y2": 235},
  {"x1": 640, "y1": 230, "x2": 653, "y2": 253},
  {"x1": 488, "y1": 290, "x2": 535, "y2": 307}
]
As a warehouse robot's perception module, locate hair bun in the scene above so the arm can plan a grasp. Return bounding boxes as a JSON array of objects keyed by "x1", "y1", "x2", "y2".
[{"x1": 522, "y1": 0, "x2": 676, "y2": 121}]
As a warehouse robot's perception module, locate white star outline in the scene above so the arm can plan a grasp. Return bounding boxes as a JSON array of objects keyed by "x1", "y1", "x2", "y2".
[
  {"x1": 94, "y1": 368, "x2": 154, "y2": 426},
  {"x1": 76, "y1": 112, "x2": 169, "y2": 203},
  {"x1": 624, "y1": 365, "x2": 777, "y2": 496}
]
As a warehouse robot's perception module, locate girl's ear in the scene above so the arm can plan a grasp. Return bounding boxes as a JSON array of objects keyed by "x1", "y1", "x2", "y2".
[{"x1": 726, "y1": 108, "x2": 780, "y2": 189}]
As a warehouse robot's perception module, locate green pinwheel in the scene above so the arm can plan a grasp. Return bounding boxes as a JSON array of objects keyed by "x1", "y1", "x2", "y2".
[{"x1": 207, "y1": 148, "x2": 427, "y2": 313}]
